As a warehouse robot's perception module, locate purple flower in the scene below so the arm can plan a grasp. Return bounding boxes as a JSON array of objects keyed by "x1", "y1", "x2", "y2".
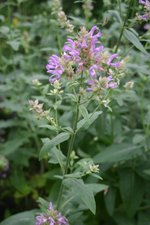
[
  {"x1": 35, "y1": 202, "x2": 69, "y2": 225},
  {"x1": 89, "y1": 26, "x2": 102, "y2": 38},
  {"x1": 48, "y1": 202, "x2": 53, "y2": 210},
  {"x1": 46, "y1": 55, "x2": 64, "y2": 83},
  {"x1": 138, "y1": 13, "x2": 149, "y2": 20},
  {"x1": 63, "y1": 39, "x2": 80, "y2": 63},
  {"x1": 144, "y1": 23, "x2": 150, "y2": 29},
  {"x1": 106, "y1": 76, "x2": 117, "y2": 89},
  {"x1": 107, "y1": 54, "x2": 121, "y2": 68},
  {"x1": 35, "y1": 215, "x2": 47, "y2": 225},
  {"x1": 89, "y1": 65, "x2": 103, "y2": 78},
  {"x1": 138, "y1": 0, "x2": 150, "y2": 21},
  {"x1": 47, "y1": 217, "x2": 55, "y2": 225},
  {"x1": 46, "y1": 26, "x2": 122, "y2": 90},
  {"x1": 87, "y1": 79, "x2": 96, "y2": 92},
  {"x1": 139, "y1": 0, "x2": 146, "y2": 4},
  {"x1": 89, "y1": 65, "x2": 98, "y2": 78},
  {"x1": 62, "y1": 26, "x2": 103, "y2": 69},
  {"x1": 94, "y1": 45, "x2": 104, "y2": 53},
  {"x1": 139, "y1": 0, "x2": 150, "y2": 7}
]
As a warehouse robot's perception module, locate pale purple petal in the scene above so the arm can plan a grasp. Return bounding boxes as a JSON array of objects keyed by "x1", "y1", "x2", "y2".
[
  {"x1": 89, "y1": 26, "x2": 102, "y2": 38},
  {"x1": 108, "y1": 82, "x2": 117, "y2": 88},
  {"x1": 49, "y1": 74, "x2": 61, "y2": 83},
  {"x1": 138, "y1": 14, "x2": 149, "y2": 21},
  {"x1": 107, "y1": 54, "x2": 121, "y2": 68},
  {"x1": 144, "y1": 23, "x2": 150, "y2": 29},
  {"x1": 89, "y1": 65, "x2": 98, "y2": 78},
  {"x1": 35, "y1": 215, "x2": 47, "y2": 225},
  {"x1": 48, "y1": 202, "x2": 53, "y2": 210},
  {"x1": 94, "y1": 45, "x2": 104, "y2": 52},
  {"x1": 139, "y1": 0, "x2": 146, "y2": 4}
]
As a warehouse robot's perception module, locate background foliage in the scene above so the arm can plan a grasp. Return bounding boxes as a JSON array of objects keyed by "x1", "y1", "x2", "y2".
[{"x1": 0, "y1": 0, "x2": 150, "y2": 224}]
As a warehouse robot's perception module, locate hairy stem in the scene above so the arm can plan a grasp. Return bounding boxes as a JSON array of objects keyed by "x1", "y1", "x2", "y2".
[
  {"x1": 56, "y1": 93, "x2": 81, "y2": 210},
  {"x1": 114, "y1": 0, "x2": 134, "y2": 53}
]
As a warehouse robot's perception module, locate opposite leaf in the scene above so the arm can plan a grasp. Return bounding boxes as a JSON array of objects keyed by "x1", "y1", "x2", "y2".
[{"x1": 40, "y1": 132, "x2": 70, "y2": 159}]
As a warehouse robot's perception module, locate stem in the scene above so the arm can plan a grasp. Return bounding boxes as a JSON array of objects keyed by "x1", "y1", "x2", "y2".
[
  {"x1": 118, "y1": 0, "x2": 122, "y2": 17},
  {"x1": 56, "y1": 94, "x2": 81, "y2": 210},
  {"x1": 114, "y1": 0, "x2": 134, "y2": 53},
  {"x1": 54, "y1": 96, "x2": 61, "y2": 151},
  {"x1": 56, "y1": 28, "x2": 62, "y2": 54}
]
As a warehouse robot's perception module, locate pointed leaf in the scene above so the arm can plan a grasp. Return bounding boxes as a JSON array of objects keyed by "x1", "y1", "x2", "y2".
[
  {"x1": 94, "y1": 143, "x2": 142, "y2": 163},
  {"x1": 104, "y1": 187, "x2": 116, "y2": 216},
  {"x1": 0, "y1": 210, "x2": 36, "y2": 225},
  {"x1": 48, "y1": 147, "x2": 66, "y2": 173},
  {"x1": 65, "y1": 178, "x2": 96, "y2": 214},
  {"x1": 79, "y1": 105, "x2": 89, "y2": 123},
  {"x1": 119, "y1": 169, "x2": 144, "y2": 217},
  {"x1": 40, "y1": 132, "x2": 70, "y2": 159},
  {"x1": 124, "y1": 28, "x2": 147, "y2": 54},
  {"x1": 77, "y1": 111, "x2": 102, "y2": 130}
]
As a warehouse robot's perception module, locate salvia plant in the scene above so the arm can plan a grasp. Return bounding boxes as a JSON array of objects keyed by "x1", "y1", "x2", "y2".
[{"x1": 31, "y1": 24, "x2": 125, "y2": 224}]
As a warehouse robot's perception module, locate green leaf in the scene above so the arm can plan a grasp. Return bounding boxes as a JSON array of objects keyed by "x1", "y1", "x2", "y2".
[
  {"x1": 39, "y1": 124, "x2": 57, "y2": 131},
  {"x1": 143, "y1": 169, "x2": 150, "y2": 175},
  {"x1": 94, "y1": 143, "x2": 142, "y2": 163},
  {"x1": 108, "y1": 10, "x2": 122, "y2": 23},
  {"x1": 86, "y1": 183, "x2": 108, "y2": 195},
  {"x1": 0, "y1": 210, "x2": 36, "y2": 225},
  {"x1": 114, "y1": 212, "x2": 136, "y2": 225},
  {"x1": 0, "y1": 120, "x2": 18, "y2": 128},
  {"x1": 65, "y1": 178, "x2": 96, "y2": 214},
  {"x1": 0, "y1": 101, "x2": 23, "y2": 112},
  {"x1": 37, "y1": 197, "x2": 49, "y2": 211},
  {"x1": 7, "y1": 40, "x2": 20, "y2": 51},
  {"x1": 77, "y1": 111, "x2": 102, "y2": 130},
  {"x1": 48, "y1": 147, "x2": 66, "y2": 173},
  {"x1": 124, "y1": 28, "x2": 147, "y2": 54},
  {"x1": 79, "y1": 105, "x2": 89, "y2": 123},
  {"x1": 17, "y1": 0, "x2": 30, "y2": 4},
  {"x1": 119, "y1": 169, "x2": 144, "y2": 217},
  {"x1": 0, "y1": 137, "x2": 29, "y2": 156},
  {"x1": 132, "y1": 134, "x2": 145, "y2": 144},
  {"x1": 40, "y1": 132, "x2": 70, "y2": 159},
  {"x1": 104, "y1": 187, "x2": 116, "y2": 216},
  {"x1": 10, "y1": 171, "x2": 32, "y2": 196}
]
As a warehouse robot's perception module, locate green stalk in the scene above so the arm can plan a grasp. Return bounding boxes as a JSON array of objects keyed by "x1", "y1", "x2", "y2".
[
  {"x1": 114, "y1": 0, "x2": 134, "y2": 53},
  {"x1": 56, "y1": 93, "x2": 81, "y2": 210},
  {"x1": 118, "y1": 0, "x2": 122, "y2": 17}
]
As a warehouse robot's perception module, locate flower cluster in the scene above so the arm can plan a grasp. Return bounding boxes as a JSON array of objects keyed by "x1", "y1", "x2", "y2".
[
  {"x1": 46, "y1": 26, "x2": 123, "y2": 94},
  {"x1": 82, "y1": 0, "x2": 93, "y2": 19},
  {"x1": 35, "y1": 202, "x2": 69, "y2": 225},
  {"x1": 138, "y1": 0, "x2": 150, "y2": 21},
  {"x1": 51, "y1": 0, "x2": 74, "y2": 33},
  {"x1": 29, "y1": 100, "x2": 48, "y2": 118},
  {"x1": 57, "y1": 11, "x2": 74, "y2": 33},
  {"x1": 89, "y1": 163, "x2": 100, "y2": 173}
]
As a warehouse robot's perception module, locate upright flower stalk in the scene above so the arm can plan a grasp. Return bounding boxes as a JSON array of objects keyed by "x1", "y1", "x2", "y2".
[
  {"x1": 56, "y1": 90, "x2": 82, "y2": 210},
  {"x1": 115, "y1": 0, "x2": 135, "y2": 53},
  {"x1": 45, "y1": 26, "x2": 124, "y2": 210},
  {"x1": 33, "y1": 24, "x2": 125, "y2": 224}
]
